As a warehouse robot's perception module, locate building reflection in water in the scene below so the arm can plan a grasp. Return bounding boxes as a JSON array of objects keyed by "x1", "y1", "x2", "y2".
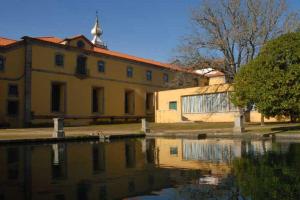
[
  {"x1": 6, "y1": 147, "x2": 20, "y2": 180},
  {"x1": 52, "y1": 143, "x2": 67, "y2": 179},
  {"x1": 182, "y1": 139, "x2": 272, "y2": 164},
  {"x1": 125, "y1": 141, "x2": 136, "y2": 168},
  {"x1": 0, "y1": 138, "x2": 282, "y2": 200},
  {"x1": 92, "y1": 143, "x2": 105, "y2": 173}
]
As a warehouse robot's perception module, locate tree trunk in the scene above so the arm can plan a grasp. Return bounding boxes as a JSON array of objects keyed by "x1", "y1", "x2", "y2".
[
  {"x1": 260, "y1": 114, "x2": 265, "y2": 126},
  {"x1": 290, "y1": 114, "x2": 298, "y2": 123}
]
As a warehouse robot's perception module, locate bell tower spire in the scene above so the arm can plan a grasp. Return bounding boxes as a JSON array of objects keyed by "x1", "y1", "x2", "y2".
[{"x1": 91, "y1": 11, "x2": 106, "y2": 48}]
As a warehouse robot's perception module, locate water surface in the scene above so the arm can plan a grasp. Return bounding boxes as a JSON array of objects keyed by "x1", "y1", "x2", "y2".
[{"x1": 0, "y1": 138, "x2": 299, "y2": 200}]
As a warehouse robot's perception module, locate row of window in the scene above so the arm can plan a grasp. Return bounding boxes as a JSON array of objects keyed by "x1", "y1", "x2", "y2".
[
  {"x1": 182, "y1": 92, "x2": 237, "y2": 113},
  {"x1": 0, "y1": 54, "x2": 170, "y2": 83},
  {"x1": 51, "y1": 83, "x2": 154, "y2": 115},
  {"x1": 167, "y1": 93, "x2": 238, "y2": 113},
  {"x1": 3, "y1": 82, "x2": 154, "y2": 117},
  {"x1": 55, "y1": 54, "x2": 169, "y2": 82}
]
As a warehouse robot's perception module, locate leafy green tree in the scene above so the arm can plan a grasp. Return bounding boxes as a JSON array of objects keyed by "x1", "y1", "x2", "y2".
[{"x1": 232, "y1": 32, "x2": 300, "y2": 122}]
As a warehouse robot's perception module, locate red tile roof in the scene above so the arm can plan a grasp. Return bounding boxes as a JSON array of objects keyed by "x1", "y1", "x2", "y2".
[
  {"x1": 1, "y1": 34, "x2": 199, "y2": 75},
  {"x1": 0, "y1": 37, "x2": 17, "y2": 46},
  {"x1": 35, "y1": 36, "x2": 63, "y2": 43},
  {"x1": 92, "y1": 46, "x2": 187, "y2": 72}
]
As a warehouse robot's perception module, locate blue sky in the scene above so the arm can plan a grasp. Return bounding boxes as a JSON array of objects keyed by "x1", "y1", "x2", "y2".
[{"x1": 1, "y1": 0, "x2": 299, "y2": 62}]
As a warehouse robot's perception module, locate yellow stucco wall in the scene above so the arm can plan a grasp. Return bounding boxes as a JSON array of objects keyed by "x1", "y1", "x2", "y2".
[
  {"x1": 0, "y1": 46, "x2": 25, "y2": 127},
  {"x1": 208, "y1": 76, "x2": 226, "y2": 85},
  {"x1": 66, "y1": 37, "x2": 93, "y2": 50},
  {"x1": 249, "y1": 111, "x2": 290, "y2": 123},
  {"x1": 155, "y1": 82, "x2": 291, "y2": 123},
  {"x1": 155, "y1": 84, "x2": 236, "y2": 123},
  {"x1": 30, "y1": 44, "x2": 177, "y2": 125}
]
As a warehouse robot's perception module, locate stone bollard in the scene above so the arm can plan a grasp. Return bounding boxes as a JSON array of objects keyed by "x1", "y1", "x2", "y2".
[
  {"x1": 233, "y1": 113, "x2": 245, "y2": 133},
  {"x1": 141, "y1": 118, "x2": 150, "y2": 133},
  {"x1": 53, "y1": 118, "x2": 65, "y2": 138}
]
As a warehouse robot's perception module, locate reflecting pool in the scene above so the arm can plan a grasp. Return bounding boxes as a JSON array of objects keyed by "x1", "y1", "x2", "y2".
[{"x1": 0, "y1": 138, "x2": 299, "y2": 200}]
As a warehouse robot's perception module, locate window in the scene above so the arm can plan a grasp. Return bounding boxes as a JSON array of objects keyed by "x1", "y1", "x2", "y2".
[
  {"x1": 99, "y1": 186, "x2": 107, "y2": 200},
  {"x1": 76, "y1": 55, "x2": 87, "y2": 75},
  {"x1": 169, "y1": 101, "x2": 177, "y2": 110},
  {"x1": 146, "y1": 70, "x2": 152, "y2": 81},
  {"x1": 146, "y1": 139, "x2": 155, "y2": 164},
  {"x1": 163, "y1": 73, "x2": 169, "y2": 83},
  {"x1": 125, "y1": 142, "x2": 136, "y2": 168},
  {"x1": 98, "y1": 61, "x2": 105, "y2": 73},
  {"x1": 128, "y1": 180, "x2": 135, "y2": 193},
  {"x1": 148, "y1": 174, "x2": 154, "y2": 186},
  {"x1": 182, "y1": 92, "x2": 238, "y2": 113},
  {"x1": 51, "y1": 83, "x2": 65, "y2": 113},
  {"x1": 8, "y1": 85, "x2": 18, "y2": 97},
  {"x1": 77, "y1": 183, "x2": 89, "y2": 200},
  {"x1": 55, "y1": 54, "x2": 64, "y2": 67},
  {"x1": 7, "y1": 100, "x2": 19, "y2": 116},
  {"x1": 125, "y1": 90, "x2": 135, "y2": 114},
  {"x1": 7, "y1": 148, "x2": 19, "y2": 179},
  {"x1": 170, "y1": 147, "x2": 178, "y2": 156},
  {"x1": 146, "y1": 93, "x2": 154, "y2": 112},
  {"x1": 92, "y1": 144, "x2": 105, "y2": 173},
  {"x1": 77, "y1": 40, "x2": 85, "y2": 48},
  {"x1": 0, "y1": 56, "x2": 4, "y2": 71},
  {"x1": 92, "y1": 87, "x2": 104, "y2": 113},
  {"x1": 127, "y1": 66, "x2": 133, "y2": 78}
]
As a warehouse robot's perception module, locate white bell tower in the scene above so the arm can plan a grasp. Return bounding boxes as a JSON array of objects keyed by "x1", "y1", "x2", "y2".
[{"x1": 91, "y1": 12, "x2": 106, "y2": 48}]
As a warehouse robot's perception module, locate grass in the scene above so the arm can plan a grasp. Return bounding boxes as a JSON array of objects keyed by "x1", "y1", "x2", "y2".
[
  {"x1": 245, "y1": 122, "x2": 300, "y2": 134},
  {"x1": 149, "y1": 122, "x2": 233, "y2": 131},
  {"x1": 0, "y1": 121, "x2": 299, "y2": 140}
]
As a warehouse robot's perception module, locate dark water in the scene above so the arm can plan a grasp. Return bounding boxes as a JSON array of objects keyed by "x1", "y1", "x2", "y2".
[{"x1": 0, "y1": 138, "x2": 299, "y2": 200}]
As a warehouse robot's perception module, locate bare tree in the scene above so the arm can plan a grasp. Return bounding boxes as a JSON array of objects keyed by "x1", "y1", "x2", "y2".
[{"x1": 176, "y1": 0, "x2": 300, "y2": 81}]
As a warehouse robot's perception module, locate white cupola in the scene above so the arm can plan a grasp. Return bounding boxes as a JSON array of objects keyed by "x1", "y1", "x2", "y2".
[{"x1": 91, "y1": 12, "x2": 106, "y2": 48}]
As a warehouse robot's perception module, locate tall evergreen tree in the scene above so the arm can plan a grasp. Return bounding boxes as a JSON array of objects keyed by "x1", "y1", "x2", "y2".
[{"x1": 232, "y1": 32, "x2": 300, "y2": 122}]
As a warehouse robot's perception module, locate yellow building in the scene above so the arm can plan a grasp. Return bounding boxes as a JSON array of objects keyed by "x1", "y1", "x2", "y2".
[
  {"x1": 155, "y1": 71, "x2": 289, "y2": 123},
  {"x1": 155, "y1": 70, "x2": 238, "y2": 123},
  {"x1": 0, "y1": 17, "x2": 201, "y2": 128}
]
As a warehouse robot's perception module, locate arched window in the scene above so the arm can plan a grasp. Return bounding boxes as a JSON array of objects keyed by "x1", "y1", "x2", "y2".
[{"x1": 77, "y1": 40, "x2": 85, "y2": 48}]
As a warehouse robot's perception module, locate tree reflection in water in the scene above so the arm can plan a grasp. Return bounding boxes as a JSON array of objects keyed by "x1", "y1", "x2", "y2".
[{"x1": 233, "y1": 143, "x2": 300, "y2": 200}]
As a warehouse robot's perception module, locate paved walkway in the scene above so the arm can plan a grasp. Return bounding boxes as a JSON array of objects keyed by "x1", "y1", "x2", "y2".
[
  {"x1": 0, "y1": 127, "x2": 139, "y2": 140},
  {"x1": 0, "y1": 122, "x2": 299, "y2": 141}
]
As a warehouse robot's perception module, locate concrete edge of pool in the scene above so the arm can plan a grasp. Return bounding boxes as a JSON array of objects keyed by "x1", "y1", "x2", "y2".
[
  {"x1": 1, "y1": 132, "x2": 300, "y2": 145},
  {"x1": 0, "y1": 133, "x2": 146, "y2": 144}
]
